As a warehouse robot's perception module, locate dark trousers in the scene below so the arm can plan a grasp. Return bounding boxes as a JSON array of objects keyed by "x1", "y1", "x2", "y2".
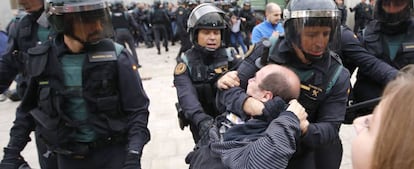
[
  {"x1": 353, "y1": 19, "x2": 366, "y2": 34},
  {"x1": 138, "y1": 24, "x2": 153, "y2": 47},
  {"x1": 115, "y1": 28, "x2": 140, "y2": 65},
  {"x1": 314, "y1": 139, "x2": 343, "y2": 169},
  {"x1": 57, "y1": 144, "x2": 126, "y2": 169},
  {"x1": 152, "y1": 24, "x2": 169, "y2": 53}
]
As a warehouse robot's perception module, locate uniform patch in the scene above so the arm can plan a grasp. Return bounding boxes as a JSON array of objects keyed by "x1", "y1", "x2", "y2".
[
  {"x1": 88, "y1": 51, "x2": 117, "y2": 62},
  {"x1": 244, "y1": 44, "x2": 255, "y2": 58},
  {"x1": 174, "y1": 63, "x2": 187, "y2": 75},
  {"x1": 179, "y1": 11, "x2": 183, "y2": 15},
  {"x1": 214, "y1": 65, "x2": 228, "y2": 74}
]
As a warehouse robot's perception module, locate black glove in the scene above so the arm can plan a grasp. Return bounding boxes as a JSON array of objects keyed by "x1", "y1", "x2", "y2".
[
  {"x1": 256, "y1": 96, "x2": 287, "y2": 122},
  {"x1": 122, "y1": 151, "x2": 141, "y2": 169},
  {"x1": 196, "y1": 118, "x2": 214, "y2": 147},
  {"x1": 0, "y1": 147, "x2": 31, "y2": 169}
]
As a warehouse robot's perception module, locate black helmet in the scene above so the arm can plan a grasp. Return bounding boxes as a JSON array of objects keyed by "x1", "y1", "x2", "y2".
[
  {"x1": 243, "y1": 0, "x2": 251, "y2": 6},
  {"x1": 375, "y1": 0, "x2": 412, "y2": 34},
  {"x1": 45, "y1": 0, "x2": 113, "y2": 43},
  {"x1": 111, "y1": 0, "x2": 124, "y2": 11},
  {"x1": 283, "y1": 0, "x2": 341, "y2": 59},
  {"x1": 187, "y1": 3, "x2": 229, "y2": 48}
]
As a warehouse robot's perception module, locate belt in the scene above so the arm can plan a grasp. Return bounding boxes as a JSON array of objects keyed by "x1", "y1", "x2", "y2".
[{"x1": 54, "y1": 134, "x2": 127, "y2": 159}]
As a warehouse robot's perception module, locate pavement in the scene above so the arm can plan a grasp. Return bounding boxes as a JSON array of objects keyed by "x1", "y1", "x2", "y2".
[{"x1": 0, "y1": 43, "x2": 356, "y2": 169}]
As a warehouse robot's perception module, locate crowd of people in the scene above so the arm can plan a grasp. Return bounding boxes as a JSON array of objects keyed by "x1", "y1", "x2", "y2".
[{"x1": 0, "y1": 0, "x2": 413, "y2": 168}]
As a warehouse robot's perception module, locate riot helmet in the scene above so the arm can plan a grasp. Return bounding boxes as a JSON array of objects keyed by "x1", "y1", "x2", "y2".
[
  {"x1": 188, "y1": 0, "x2": 199, "y2": 9},
  {"x1": 243, "y1": 0, "x2": 251, "y2": 6},
  {"x1": 153, "y1": 0, "x2": 161, "y2": 8},
  {"x1": 283, "y1": 0, "x2": 341, "y2": 60},
  {"x1": 111, "y1": 0, "x2": 125, "y2": 11},
  {"x1": 45, "y1": 0, "x2": 113, "y2": 44},
  {"x1": 187, "y1": 3, "x2": 229, "y2": 50},
  {"x1": 375, "y1": 0, "x2": 412, "y2": 34}
]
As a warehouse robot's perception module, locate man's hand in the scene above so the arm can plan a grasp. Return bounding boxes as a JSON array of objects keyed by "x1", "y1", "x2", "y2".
[
  {"x1": 271, "y1": 31, "x2": 280, "y2": 38},
  {"x1": 0, "y1": 147, "x2": 31, "y2": 169},
  {"x1": 287, "y1": 100, "x2": 309, "y2": 135},
  {"x1": 217, "y1": 71, "x2": 240, "y2": 90}
]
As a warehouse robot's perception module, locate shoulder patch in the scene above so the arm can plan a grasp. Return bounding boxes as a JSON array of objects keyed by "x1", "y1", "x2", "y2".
[
  {"x1": 174, "y1": 63, "x2": 187, "y2": 75},
  {"x1": 244, "y1": 44, "x2": 255, "y2": 58}
]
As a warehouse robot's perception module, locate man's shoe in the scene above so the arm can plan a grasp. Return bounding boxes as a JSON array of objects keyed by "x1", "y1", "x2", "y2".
[
  {"x1": 165, "y1": 47, "x2": 169, "y2": 52},
  {"x1": 157, "y1": 51, "x2": 161, "y2": 55}
]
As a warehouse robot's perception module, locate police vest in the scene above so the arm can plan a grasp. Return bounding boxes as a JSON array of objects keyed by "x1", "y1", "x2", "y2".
[
  {"x1": 362, "y1": 20, "x2": 414, "y2": 69},
  {"x1": 180, "y1": 48, "x2": 241, "y2": 117},
  {"x1": 265, "y1": 38, "x2": 344, "y2": 119},
  {"x1": 112, "y1": 11, "x2": 130, "y2": 29},
  {"x1": 25, "y1": 38, "x2": 126, "y2": 147}
]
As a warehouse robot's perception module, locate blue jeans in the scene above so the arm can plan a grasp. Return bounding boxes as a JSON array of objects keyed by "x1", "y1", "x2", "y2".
[{"x1": 230, "y1": 31, "x2": 247, "y2": 54}]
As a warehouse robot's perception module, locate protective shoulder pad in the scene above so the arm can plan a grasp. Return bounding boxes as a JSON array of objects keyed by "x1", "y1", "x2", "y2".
[{"x1": 27, "y1": 42, "x2": 51, "y2": 77}]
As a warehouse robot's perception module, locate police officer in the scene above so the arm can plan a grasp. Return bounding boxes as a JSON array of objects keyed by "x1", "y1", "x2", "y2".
[
  {"x1": 13, "y1": 0, "x2": 150, "y2": 168},
  {"x1": 111, "y1": 1, "x2": 141, "y2": 67},
  {"x1": 175, "y1": 0, "x2": 192, "y2": 60},
  {"x1": 174, "y1": 3, "x2": 242, "y2": 144},
  {"x1": 238, "y1": 0, "x2": 256, "y2": 49},
  {"x1": 350, "y1": 0, "x2": 371, "y2": 33},
  {"x1": 353, "y1": 0, "x2": 414, "y2": 116},
  {"x1": 217, "y1": 0, "x2": 350, "y2": 168},
  {"x1": 133, "y1": 2, "x2": 154, "y2": 48},
  {"x1": 150, "y1": 0, "x2": 170, "y2": 55},
  {"x1": 0, "y1": 0, "x2": 57, "y2": 168}
]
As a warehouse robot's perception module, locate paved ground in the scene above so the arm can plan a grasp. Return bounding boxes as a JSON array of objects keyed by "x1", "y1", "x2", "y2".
[{"x1": 0, "y1": 43, "x2": 356, "y2": 169}]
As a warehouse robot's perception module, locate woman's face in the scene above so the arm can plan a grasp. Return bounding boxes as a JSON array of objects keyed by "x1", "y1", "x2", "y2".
[
  {"x1": 197, "y1": 29, "x2": 221, "y2": 49},
  {"x1": 300, "y1": 26, "x2": 331, "y2": 57},
  {"x1": 351, "y1": 99, "x2": 386, "y2": 169}
]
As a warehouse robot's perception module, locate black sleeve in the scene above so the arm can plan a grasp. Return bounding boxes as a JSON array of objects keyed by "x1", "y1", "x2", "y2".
[
  {"x1": 341, "y1": 27, "x2": 398, "y2": 84},
  {"x1": 0, "y1": 23, "x2": 21, "y2": 93},
  {"x1": 173, "y1": 64, "x2": 211, "y2": 125},
  {"x1": 117, "y1": 50, "x2": 150, "y2": 152}
]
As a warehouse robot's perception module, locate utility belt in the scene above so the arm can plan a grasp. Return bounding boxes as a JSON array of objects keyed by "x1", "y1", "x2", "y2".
[{"x1": 51, "y1": 134, "x2": 127, "y2": 159}]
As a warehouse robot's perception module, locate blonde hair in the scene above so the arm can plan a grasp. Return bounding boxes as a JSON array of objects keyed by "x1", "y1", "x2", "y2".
[{"x1": 371, "y1": 64, "x2": 414, "y2": 169}]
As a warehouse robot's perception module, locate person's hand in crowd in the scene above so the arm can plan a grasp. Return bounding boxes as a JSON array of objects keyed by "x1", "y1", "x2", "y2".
[{"x1": 272, "y1": 31, "x2": 279, "y2": 38}]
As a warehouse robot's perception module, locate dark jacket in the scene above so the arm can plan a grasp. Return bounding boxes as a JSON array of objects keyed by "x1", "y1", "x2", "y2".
[
  {"x1": 21, "y1": 37, "x2": 150, "y2": 153},
  {"x1": 174, "y1": 47, "x2": 241, "y2": 125},
  {"x1": 354, "y1": 20, "x2": 414, "y2": 102}
]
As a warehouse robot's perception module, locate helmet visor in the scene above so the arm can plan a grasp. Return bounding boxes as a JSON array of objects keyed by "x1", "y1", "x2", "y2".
[
  {"x1": 63, "y1": 8, "x2": 113, "y2": 43},
  {"x1": 284, "y1": 10, "x2": 341, "y2": 55}
]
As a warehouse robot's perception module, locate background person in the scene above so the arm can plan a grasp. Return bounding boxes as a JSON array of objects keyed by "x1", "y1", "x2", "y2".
[{"x1": 250, "y1": 2, "x2": 283, "y2": 44}]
